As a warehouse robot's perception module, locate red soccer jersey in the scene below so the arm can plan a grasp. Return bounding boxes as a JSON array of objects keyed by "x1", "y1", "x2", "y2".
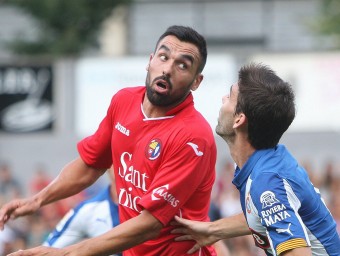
[{"x1": 78, "y1": 86, "x2": 217, "y2": 256}]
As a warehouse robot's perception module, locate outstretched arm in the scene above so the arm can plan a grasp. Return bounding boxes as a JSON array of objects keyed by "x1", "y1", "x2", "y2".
[
  {"x1": 0, "y1": 157, "x2": 106, "y2": 230},
  {"x1": 7, "y1": 209, "x2": 162, "y2": 256},
  {"x1": 172, "y1": 213, "x2": 250, "y2": 254}
]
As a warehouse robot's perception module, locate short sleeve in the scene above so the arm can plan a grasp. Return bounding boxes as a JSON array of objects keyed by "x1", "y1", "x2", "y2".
[
  {"x1": 250, "y1": 172, "x2": 309, "y2": 254},
  {"x1": 77, "y1": 97, "x2": 116, "y2": 169}
]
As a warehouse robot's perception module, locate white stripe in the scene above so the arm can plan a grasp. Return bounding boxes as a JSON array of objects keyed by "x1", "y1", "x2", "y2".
[
  {"x1": 140, "y1": 104, "x2": 174, "y2": 120},
  {"x1": 246, "y1": 177, "x2": 276, "y2": 256},
  {"x1": 265, "y1": 228, "x2": 277, "y2": 256},
  {"x1": 283, "y1": 179, "x2": 310, "y2": 245},
  {"x1": 178, "y1": 209, "x2": 183, "y2": 218}
]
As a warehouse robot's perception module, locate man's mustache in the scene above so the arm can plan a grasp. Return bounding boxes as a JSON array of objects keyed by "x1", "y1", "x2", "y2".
[{"x1": 152, "y1": 74, "x2": 172, "y2": 89}]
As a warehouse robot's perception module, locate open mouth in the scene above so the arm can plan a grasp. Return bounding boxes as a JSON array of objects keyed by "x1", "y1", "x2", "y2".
[
  {"x1": 155, "y1": 79, "x2": 169, "y2": 93},
  {"x1": 156, "y1": 81, "x2": 167, "y2": 89}
]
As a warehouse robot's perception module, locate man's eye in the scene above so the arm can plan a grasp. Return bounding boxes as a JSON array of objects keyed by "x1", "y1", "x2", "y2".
[
  {"x1": 179, "y1": 63, "x2": 187, "y2": 70},
  {"x1": 160, "y1": 55, "x2": 167, "y2": 61}
]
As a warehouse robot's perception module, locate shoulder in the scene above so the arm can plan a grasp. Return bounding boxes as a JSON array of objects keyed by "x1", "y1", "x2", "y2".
[
  {"x1": 112, "y1": 86, "x2": 144, "y2": 99},
  {"x1": 167, "y1": 123, "x2": 216, "y2": 155},
  {"x1": 175, "y1": 110, "x2": 215, "y2": 143},
  {"x1": 107, "y1": 86, "x2": 145, "y2": 113}
]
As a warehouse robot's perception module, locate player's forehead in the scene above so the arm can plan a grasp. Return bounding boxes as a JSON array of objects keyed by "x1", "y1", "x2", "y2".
[
  {"x1": 230, "y1": 83, "x2": 239, "y2": 98},
  {"x1": 156, "y1": 35, "x2": 201, "y2": 62}
]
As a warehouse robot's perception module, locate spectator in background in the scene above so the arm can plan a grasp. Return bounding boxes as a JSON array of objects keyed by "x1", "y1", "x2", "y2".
[
  {"x1": 0, "y1": 162, "x2": 29, "y2": 254},
  {"x1": 0, "y1": 163, "x2": 22, "y2": 206},
  {"x1": 320, "y1": 159, "x2": 337, "y2": 205},
  {"x1": 324, "y1": 161, "x2": 340, "y2": 235},
  {"x1": 27, "y1": 164, "x2": 87, "y2": 247},
  {"x1": 217, "y1": 161, "x2": 241, "y2": 218},
  {"x1": 330, "y1": 194, "x2": 340, "y2": 235},
  {"x1": 29, "y1": 164, "x2": 51, "y2": 195}
]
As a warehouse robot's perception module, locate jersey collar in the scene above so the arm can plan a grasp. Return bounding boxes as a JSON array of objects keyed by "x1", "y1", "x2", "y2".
[
  {"x1": 232, "y1": 148, "x2": 271, "y2": 189},
  {"x1": 165, "y1": 92, "x2": 194, "y2": 116}
]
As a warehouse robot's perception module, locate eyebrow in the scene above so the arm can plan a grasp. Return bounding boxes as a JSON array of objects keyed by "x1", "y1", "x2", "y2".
[
  {"x1": 158, "y1": 44, "x2": 195, "y2": 65},
  {"x1": 158, "y1": 44, "x2": 170, "y2": 53},
  {"x1": 229, "y1": 85, "x2": 233, "y2": 96}
]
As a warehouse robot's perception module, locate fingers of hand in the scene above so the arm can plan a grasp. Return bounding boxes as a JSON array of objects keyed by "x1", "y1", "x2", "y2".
[
  {"x1": 174, "y1": 215, "x2": 186, "y2": 224},
  {"x1": 170, "y1": 220, "x2": 180, "y2": 226},
  {"x1": 171, "y1": 227, "x2": 188, "y2": 234},
  {"x1": 187, "y1": 244, "x2": 201, "y2": 254},
  {"x1": 0, "y1": 209, "x2": 11, "y2": 230},
  {"x1": 7, "y1": 249, "x2": 24, "y2": 256},
  {"x1": 0, "y1": 201, "x2": 27, "y2": 229},
  {"x1": 10, "y1": 200, "x2": 33, "y2": 219},
  {"x1": 174, "y1": 235, "x2": 193, "y2": 241}
]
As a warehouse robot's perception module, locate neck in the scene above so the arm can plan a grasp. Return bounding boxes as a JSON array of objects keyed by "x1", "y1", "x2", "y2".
[
  {"x1": 142, "y1": 93, "x2": 171, "y2": 118},
  {"x1": 226, "y1": 135, "x2": 255, "y2": 169}
]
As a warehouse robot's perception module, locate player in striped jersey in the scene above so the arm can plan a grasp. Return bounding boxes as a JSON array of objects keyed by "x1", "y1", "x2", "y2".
[{"x1": 173, "y1": 63, "x2": 340, "y2": 255}]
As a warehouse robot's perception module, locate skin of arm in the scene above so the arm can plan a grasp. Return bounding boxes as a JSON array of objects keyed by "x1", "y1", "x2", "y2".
[
  {"x1": 173, "y1": 213, "x2": 250, "y2": 254},
  {"x1": 7, "y1": 209, "x2": 163, "y2": 256},
  {"x1": 173, "y1": 214, "x2": 312, "y2": 256},
  {"x1": 0, "y1": 157, "x2": 106, "y2": 230},
  {"x1": 212, "y1": 240, "x2": 231, "y2": 256},
  {"x1": 63, "y1": 210, "x2": 163, "y2": 255}
]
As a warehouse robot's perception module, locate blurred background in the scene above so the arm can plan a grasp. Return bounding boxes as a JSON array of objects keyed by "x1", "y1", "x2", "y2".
[{"x1": 0, "y1": 0, "x2": 339, "y2": 255}]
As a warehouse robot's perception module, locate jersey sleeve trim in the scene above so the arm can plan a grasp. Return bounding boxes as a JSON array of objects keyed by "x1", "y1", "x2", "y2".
[{"x1": 276, "y1": 238, "x2": 308, "y2": 255}]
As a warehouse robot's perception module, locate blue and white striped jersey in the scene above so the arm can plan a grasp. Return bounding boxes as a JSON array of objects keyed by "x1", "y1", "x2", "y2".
[
  {"x1": 232, "y1": 145, "x2": 340, "y2": 256},
  {"x1": 43, "y1": 186, "x2": 121, "y2": 256}
]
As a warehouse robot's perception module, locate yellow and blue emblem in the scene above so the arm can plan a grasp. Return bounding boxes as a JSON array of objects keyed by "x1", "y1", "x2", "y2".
[{"x1": 145, "y1": 139, "x2": 162, "y2": 160}]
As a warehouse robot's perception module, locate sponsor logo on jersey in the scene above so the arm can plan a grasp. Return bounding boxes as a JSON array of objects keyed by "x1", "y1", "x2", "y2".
[
  {"x1": 187, "y1": 142, "x2": 203, "y2": 156},
  {"x1": 276, "y1": 223, "x2": 293, "y2": 236},
  {"x1": 260, "y1": 191, "x2": 291, "y2": 226},
  {"x1": 145, "y1": 139, "x2": 162, "y2": 160},
  {"x1": 151, "y1": 184, "x2": 179, "y2": 207},
  {"x1": 95, "y1": 218, "x2": 108, "y2": 224},
  {"x1": 260, "y1": 191, "x2": 280, "y2": 208},
  {"x1": 115, "y1": 122, "x2": 130, "y2": 136},
  {"x1": 118, "y1": 151, "x2": 149, "y2": 213}
]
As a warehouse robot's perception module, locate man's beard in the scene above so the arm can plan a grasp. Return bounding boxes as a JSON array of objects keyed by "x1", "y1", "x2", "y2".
[
  {"x1": 216, "y1": 119, "x2": 235, "y2": 143},
  {"x1": 145, "y1": 72, "x2": 192, "y2": 107},
  {"x1": 146, "y1": 84, "x2": 172, "y2": 107}
]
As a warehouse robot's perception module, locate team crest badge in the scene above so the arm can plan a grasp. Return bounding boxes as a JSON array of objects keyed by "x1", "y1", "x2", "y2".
[
  {"x1": 260, "y1": 191, "x2": 280, "y2": 209},
  {"x1": 145, "y1": 139, "x2": 162, "y2": 160}
]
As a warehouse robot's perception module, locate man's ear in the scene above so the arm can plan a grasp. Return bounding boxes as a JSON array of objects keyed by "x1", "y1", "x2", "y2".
[
  {"x1": 146, "y1": 53, "x2": 154, "y2": 71},
  {"x1": 233, "y1": 113, "x2": 247, "y2": 129},
  {"x1": 191, "y1": 74, "x2": 204, "y2": 91}
]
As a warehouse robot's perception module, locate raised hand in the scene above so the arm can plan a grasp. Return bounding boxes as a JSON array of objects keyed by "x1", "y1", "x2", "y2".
[
  {"x1": 0, "y1": 197, "x2": 40, "y2": 230},
  {"x1": 171, "y1": 216, "x2": 218, "y2": 254},
  {"x1": 7, "y1": 246, "x2": 62, "y2": 256}
]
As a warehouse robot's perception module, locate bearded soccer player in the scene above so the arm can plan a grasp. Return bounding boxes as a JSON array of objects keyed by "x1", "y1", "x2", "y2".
[{"x1": 0, "y1": 25, "x2": 217, "y2": 256}]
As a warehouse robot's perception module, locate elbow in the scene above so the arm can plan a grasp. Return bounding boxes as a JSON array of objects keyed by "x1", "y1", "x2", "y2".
[
  {"x1": 136, "y1": 210, "x2": 163, "y2": 243},
  {"x1": 145, "y1": 220, "x2": 163, "y2": 241}
]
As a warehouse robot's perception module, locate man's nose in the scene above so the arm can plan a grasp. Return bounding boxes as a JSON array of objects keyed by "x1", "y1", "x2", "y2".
[{"x1": 162, "y1": 62, "x2": 173, "y2": 77}]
